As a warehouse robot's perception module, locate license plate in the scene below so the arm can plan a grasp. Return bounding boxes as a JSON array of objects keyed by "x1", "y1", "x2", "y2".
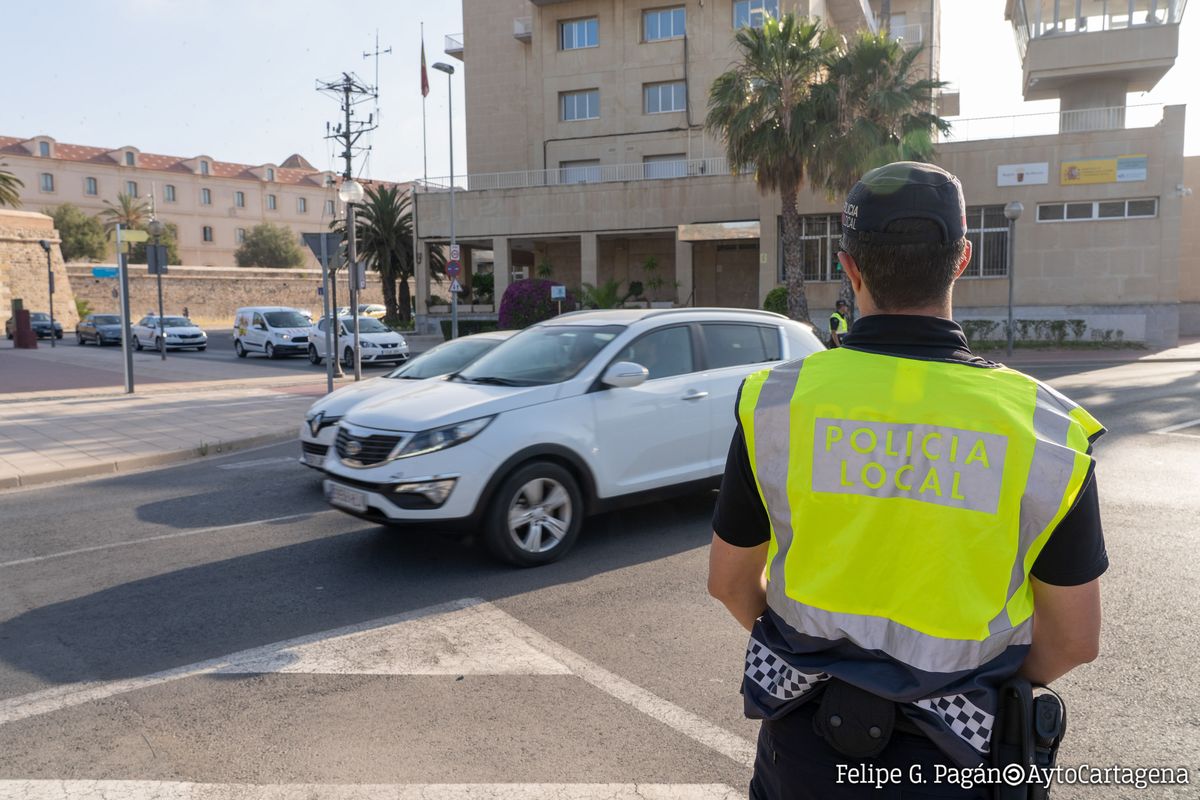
[
  {"x1": 302, "y1": 451, "x2": 325, "y2": 467},
  {"x1": 329, "y1": 484, "x2": 368, "y2": 512}
]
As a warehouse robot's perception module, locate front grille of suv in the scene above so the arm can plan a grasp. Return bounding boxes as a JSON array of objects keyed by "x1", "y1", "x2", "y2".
[
  {"x1": 301, "y1": 441, "x2": 328, "y2": 457},
  {"x1": 336, "y1": 427, "x2": 403, "y2": 467}
]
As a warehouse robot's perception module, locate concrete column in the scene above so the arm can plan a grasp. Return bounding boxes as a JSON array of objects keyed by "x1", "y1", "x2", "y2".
[
  {"x1": 413, "y1": 241, "x2": 428, "y2": 315},
  {"x1": 674, "y1": 236, "x2": 694, "y2": 307},
  {"x1": 492, "y1": 236, "x2": 511, "y2": 308},
  {"x1": 580, "y1": 233, "x2": 598, "y2": 288}
]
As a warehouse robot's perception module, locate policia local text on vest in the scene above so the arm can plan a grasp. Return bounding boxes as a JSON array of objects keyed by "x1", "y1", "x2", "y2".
[{"x1": 707, "y1": 163, "x2": 1107, "y2": 800}]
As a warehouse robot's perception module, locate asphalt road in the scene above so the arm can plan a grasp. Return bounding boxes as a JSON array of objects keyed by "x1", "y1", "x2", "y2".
[{"x1": 0, "y1": 359, "x2": 1197, "y2": 798}]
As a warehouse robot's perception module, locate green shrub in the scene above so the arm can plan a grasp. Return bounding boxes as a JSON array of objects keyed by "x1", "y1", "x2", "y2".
[
  {"x1": 763, "y1": 286, "x2": 787, "y2": 315},
  {"x1": 439, "y1": 319, "x2": 500, "y2": 339}
]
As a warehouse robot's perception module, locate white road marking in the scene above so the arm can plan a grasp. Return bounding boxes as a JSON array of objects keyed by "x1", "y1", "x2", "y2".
[
  {"x1": 216, "y1": 456, "x2": 297, "y2": 470},
  {"x1": 0, "y1": 599, "x2": 757, "y2": 769},
  {"x1": 0, "y1": 511, "x2": 332, "y2": 569},
  {"x1": 1150, "y1": 417, "x2": 1200, "y2": 436},
  {"x1": 0, "y1": 782, "x2": 743, "y2": 799}
]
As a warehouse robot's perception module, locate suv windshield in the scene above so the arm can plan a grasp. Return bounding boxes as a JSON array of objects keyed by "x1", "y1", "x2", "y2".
[
  {"x1": 264, "y1": 311, "x2": 310, "y2": 328},
  {"x1": 161, "y1": 317, "x2": 191, "y2": 328},
  {"x1": 93, "y1": 315, "x2": 120, "y2": 325},
  {"x1": 386, "y1": 337, "x2": 499, "y2": 380},
  {"x1": 457, "y1": 325, "x2": 623, "y2": 386}
]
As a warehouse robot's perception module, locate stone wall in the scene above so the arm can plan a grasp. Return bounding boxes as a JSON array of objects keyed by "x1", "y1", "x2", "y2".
[
  {"x1": 0, "y1": 209, "x2": 79, "y2": 330},
  {"x1": 65, "y1": 263, "x2": 399, "y2": 327}
]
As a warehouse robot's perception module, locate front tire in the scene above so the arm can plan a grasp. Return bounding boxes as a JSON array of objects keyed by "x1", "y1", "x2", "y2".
[
  {"x1": 134, "y1": 336, "x2": 143, "y2": 351},
  {"x1": 483, "y1": 461, "x2": 583, "y2": 567},
  {"x1": 197, "y1": 345, "x2": 206, "y2": 352},
  {"x1": 76, "y1": 333, "x2": 84, "y2": 345},
  {"x1": 265, "y1": 342, "x2": 277, "y2": 359},
  {"x1": 308, "y1": 345, "x2": 323, "y2": 365},
  {"x1": 235, "y1": 340, "x2": 247, "y2": 358},
  {"x1": 342, "y1": 348, "x2": 355, "y2": 370}
]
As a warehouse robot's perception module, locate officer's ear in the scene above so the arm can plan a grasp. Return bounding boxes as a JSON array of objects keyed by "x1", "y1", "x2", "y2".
[
  {"x1": 953, "y1": 238, "x2": 973, "y2": 281},
  {"x1": 837, "y1": 250, "x2": 863, "y2": 292}
]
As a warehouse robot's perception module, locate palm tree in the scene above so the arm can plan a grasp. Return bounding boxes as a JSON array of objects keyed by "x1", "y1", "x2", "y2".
[
  {"x1": 707, "y1": 15, "x2": 838, "y2": 324},
  {"x1": 99, "y1": 193, "x2": 150, "y2": 235},
  {"x1": 807, "y1": 32, "x2": 950, "y2": 306},
  {"x1": 352, "y1": 185, "x2": 445, "y2": 327},
  {"x1": 0, "y1": 163, "x2": 23, "y2": 208}
]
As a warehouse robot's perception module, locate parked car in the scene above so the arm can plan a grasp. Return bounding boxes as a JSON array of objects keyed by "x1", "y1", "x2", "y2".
[
  {"x1": 307, "y1": 316, "x2": 409, "y2": 368},
  {"x1": 232, "y1": 306, "x2": 312, "y2": 359},
  {"x1": 358, "y1": 304, "x2": 387, "y2": 319},
  {"x1": 131, "y1": 315, "x2": 208, "y2": 351},
  {"x1": 300, "y1": 330, "x2": 517, "y2": 470},
  {"x1": 5, "y1": 312, "x2": 62, "y2": 340},
  {"x1": 322, "y1": 308, "x2": 824, "y2": 565},
  {"x1": 76, "y1": 314, "x2": 125, "y2": 346}
]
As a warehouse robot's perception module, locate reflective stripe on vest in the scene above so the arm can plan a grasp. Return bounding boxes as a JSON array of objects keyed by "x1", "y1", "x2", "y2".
[
  {"x1": 738, "y1": 348, "x2": 1102, "y2": 677},
  {"x1": 832, "y1": 312, "x2": 849, "y2": 335}
]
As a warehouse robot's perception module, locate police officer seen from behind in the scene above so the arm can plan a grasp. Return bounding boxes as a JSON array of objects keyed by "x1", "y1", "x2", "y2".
[
  {"x1": 830, "y1": 300, "x2": 851, "y2": 348},
  {"x1": 707, "y1": 162, "x2": 1107, "y2": 799}
]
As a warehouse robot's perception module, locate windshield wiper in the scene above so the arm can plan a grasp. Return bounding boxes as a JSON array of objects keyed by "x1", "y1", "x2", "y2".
[{"x1": 463, "y1": 376, "x2": 529, "y2": 386}]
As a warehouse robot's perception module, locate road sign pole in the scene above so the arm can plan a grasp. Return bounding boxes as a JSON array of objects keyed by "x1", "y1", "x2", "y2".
[
  {"x1": 154, "y1": 248, "x2": 166, "y2": 361},
  {"x1": 116, "y1": 225, "x2": 135, "y2": 394},
  {"x1": 319, "y1": 234, "x2": 334, "y2": 394}
]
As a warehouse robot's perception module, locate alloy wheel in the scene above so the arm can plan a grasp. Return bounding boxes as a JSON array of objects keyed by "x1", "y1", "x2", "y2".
[{"x1": 506, "y1": 477, "x2": 573, "y2": 554}]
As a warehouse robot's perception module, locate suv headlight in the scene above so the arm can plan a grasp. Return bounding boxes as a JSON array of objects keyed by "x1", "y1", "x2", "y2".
[
  {"x1": 280, "y1": 334, "x2": 291, "y2": 341},
  {"x1": 393, "y1": 416, "x2": 494, "y2": 459}
]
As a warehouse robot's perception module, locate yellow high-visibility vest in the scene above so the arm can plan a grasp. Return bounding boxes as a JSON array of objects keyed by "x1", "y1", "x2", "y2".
[
  {"x1": 738, "y1": 347, "x2": 1102, "y2": 675},
  {"x1": 831, "y1": 312, "x2": 850, "y2": 335}
]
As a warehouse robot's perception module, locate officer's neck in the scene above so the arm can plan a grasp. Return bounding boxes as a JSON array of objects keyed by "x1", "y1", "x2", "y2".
[{"x1": 855, "y1": 294, "x2": 954, "y2": 321}]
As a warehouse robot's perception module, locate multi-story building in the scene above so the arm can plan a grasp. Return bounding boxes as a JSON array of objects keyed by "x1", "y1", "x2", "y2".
[
  {"x1": 413, "y1": 0, "x2": 1195, "y2": 346},
  {"x1": 0, "y1": 136, "x2": 357, "y2": 268}
]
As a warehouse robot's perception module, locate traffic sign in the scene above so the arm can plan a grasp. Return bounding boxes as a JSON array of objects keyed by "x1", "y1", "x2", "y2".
[
  {"x1": 301, "y1": 232, "x2": 340, "y2": 267},
  {"x1": 121, "y1": 230, "x2": 149, "y2": 243},
  {"x1": 449, "y1": 244, "x2": 461, "y2": 262},
  {"x1": 450, "y1": 278, "x2": 463, "y2": 293},
  {"x1": 550, "y1": 284, "x2": 566, "y2": 300},
  {"x1": 446, "y1": 261, "x2": 461, "y2": 278},
  {"x1": 91, "y1": 266, "x2": 119, "y2": 278}
]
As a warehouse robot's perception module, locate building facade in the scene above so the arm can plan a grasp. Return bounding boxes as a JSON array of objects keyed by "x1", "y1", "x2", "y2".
[
  {"x1": 414, "y1": 0, "x2": 1195, "y2": 347},
  {"x1": 0, "y1": 136, "x2": 360, "y2": 269}
]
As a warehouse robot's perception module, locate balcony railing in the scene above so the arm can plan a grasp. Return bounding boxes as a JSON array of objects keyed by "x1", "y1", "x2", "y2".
[
  {"x1": 444, "y1": 33, "x2": 463, "y2": 58},
  {"x1": 417, "y1": 156, "x2": 731, "y2": 193},
  {"x1": 943, "y1": 103, "x2": 1163, "y2": 142},
  {"x1": 1010, "y1": 0, "x2": 1188, "y2": 59},
  {"x1": 888, "y1": 22, "x2": 923, "y2": 46}
]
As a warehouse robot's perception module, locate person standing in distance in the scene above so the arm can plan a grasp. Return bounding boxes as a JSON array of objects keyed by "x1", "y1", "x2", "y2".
[
  {"x1": 707, "y1": 162, "x2": 1107, "y2": 799},
  {"x1": 829, "y1": 300, "x2": 851, "y2": 348}
]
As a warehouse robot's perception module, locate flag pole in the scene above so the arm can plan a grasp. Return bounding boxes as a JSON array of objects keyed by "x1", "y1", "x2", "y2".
[{"x1": 421, "y1": 21, "x2": 428, "y2": 188}]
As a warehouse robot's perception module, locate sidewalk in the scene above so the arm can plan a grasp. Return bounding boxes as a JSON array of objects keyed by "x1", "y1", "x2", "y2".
[{"x1": 977, "y1": 337, "x2": 1200, "y2": 367}]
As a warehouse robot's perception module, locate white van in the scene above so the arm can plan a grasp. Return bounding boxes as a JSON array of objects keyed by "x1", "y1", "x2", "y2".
[{"x1": 233, "y1": 306, "x2": 313, "y2": 359}]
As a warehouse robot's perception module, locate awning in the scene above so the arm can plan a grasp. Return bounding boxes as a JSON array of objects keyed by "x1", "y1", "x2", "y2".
[{"x1": 676, "y1": 220, "x2": 760, "y2": 242}]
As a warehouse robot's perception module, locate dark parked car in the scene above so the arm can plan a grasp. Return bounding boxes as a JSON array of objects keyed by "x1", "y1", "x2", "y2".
[
  {"x1": 5, "y1": 312, "x2": 62, "y2": 340},
  {"x1": 76, "y1": 314, "x2": 126, "y2": 346}
]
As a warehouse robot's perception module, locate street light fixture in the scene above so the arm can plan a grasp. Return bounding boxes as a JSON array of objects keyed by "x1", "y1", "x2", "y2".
[
  {"x1": 338, "y1": 178, "x2": 365, "y2": 380},
  {"x1": 432, "y1": 61, "x2": 459, "y2": 339},
  {"x1": 37, "y1": 239, "x2": 56, "y2": 349},
  {"x1": 147, "y1": 218, "x2": 167, "y2": 360},
  {"x1": 1004, "y1": 201, "x2": 1024, "y2": 358}
]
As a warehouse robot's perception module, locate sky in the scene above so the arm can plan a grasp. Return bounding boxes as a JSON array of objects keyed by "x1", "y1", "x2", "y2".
[{"x1": 0, "y1": 0, "x2": 1195, "y2": 187}]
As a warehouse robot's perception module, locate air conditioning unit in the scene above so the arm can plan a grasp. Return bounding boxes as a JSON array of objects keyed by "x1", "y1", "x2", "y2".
[
  {"x1": 511, "y1": 267, "x2": 529, "y2": 281},
  {"x1": 513, "y1": 17, "x2": 533, "y2": 42}
]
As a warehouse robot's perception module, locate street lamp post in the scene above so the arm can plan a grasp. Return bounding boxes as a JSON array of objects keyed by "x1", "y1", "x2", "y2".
[
  {"x1": 339, "y1": 179, "x2": 365, "y2": 381},
  {"x1": 1004, "y1": 201, "x2": 1024, "y2": 358},
  {"x1": 37, "y1": 240, "x2": 55, "y2": 348},
  {"x1": 432, "y1": 61, "x2": 458, "y2": 339},
  {"x1": 147, "y1": 218, "x2": 167, "y2": 361}
]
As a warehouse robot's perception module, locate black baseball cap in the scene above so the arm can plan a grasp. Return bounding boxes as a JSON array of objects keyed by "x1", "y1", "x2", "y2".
[{"x1": 841, "y1": 161, "x2": 966, "y2": 244}]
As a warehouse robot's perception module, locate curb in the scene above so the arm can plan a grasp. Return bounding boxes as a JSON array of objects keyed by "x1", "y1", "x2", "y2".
[{"x1": 0, "y1": 430, "x2": 298, "y2": 491}]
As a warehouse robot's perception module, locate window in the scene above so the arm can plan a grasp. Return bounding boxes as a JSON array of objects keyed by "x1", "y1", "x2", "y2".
[
  {"x1": 126, "y1": 181, "x2": 138, "y2": 197},
  {"x1": 84, "y1": 177, "x2": 97, "y2": 196},
  {"x1": 561, "y1": 89, "x2": 599, "y2": 121},
  {"x1": 201, "y1": 188, "x2": 212, "y2": 205},
  {"x1": 40, "y1": 173, "x2": 54, "y2": 192},
  {"x1": 615, "y1": 326, "x2": 694, "y2": 380},
  {"x1": 199, "y1": 160, "x2": 209, "y2": 175},
  {"x1": 324, "y1": 174, "x2": 335, "y2": 187},
  {"x1": 559, "y1": 17, "x2": 598, "y2": 50},
  {"x1": 38, "y1": 141, "x2": 50, "y2": 157},
  {"x1": 297, "y1": 197, "x2": 307, "y2": 213},
  {"x1": 324, "y1": 199, "x2": 335, "y2": 215},
  {"x1": 702, "y1": 324, "x2": 780, "y2": 369},
  {"x1": 124, "y1": 152, "x2": 135, "y2": 166},
  {"x1": 559, "y1": 160, "x2": 602, "y2": 184},
  {"x1": 778, "y1": 214, "x2": 841, "y2": 282},
  {"x1": 236, "y1": 228, "x2": 246, "y2": 243},
  {"x1": 267, "y1": 194, "x2": 277, "y2": 210},
  {"x1": 266, "y1": 167, "x2": 275, "y2": 182},
  {"x1": 164, "y1": 184, "x2": 176, "y2": 203},
  {"x1": 962, "y1": 206, "x2": 1008, "y2": 278},
  {"x1": 734, "y1": 0, "x2": 778, "y2": 28},
  {"x1": 644, "y1": 153, "x2": 687, "y2": 179},
  {"x1": 202, "y1": 226, "x2": 214, "y2": 243},
  {"x1": 644, "y1": 7, "x2": 685, "y2": 41},
  {"x1": 1036, "y1": 198, "x2": 1158, "y2": 222},
  {"x1": 644, "y1": 81, "x2": 687, "y2": 114},
  {"x1": 234, "y1": 190, "x2": 245, "y2": 208}
]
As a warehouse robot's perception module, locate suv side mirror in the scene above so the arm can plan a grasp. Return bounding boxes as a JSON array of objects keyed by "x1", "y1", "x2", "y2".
[{"x1": 601, "y1": 361, "x2": 648, "y2": 389}]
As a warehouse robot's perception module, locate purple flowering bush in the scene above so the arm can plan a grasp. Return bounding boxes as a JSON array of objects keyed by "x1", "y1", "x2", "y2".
[{"x1": 498, "y1": 279, "x2": 576, "y2": 329}]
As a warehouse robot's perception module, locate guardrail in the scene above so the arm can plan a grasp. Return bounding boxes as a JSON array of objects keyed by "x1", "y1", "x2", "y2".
[{"x1": 943, "y1": 104, "x2": 1163, "y2": 142}]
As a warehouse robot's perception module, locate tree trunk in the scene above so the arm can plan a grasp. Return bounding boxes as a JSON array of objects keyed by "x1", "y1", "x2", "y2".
[
  {"x1": 381, "y1": 269, "x2": 399, "y2": 324},
  {"x1": 397, "y1": 272, "x2": 414, "y2": 327},
  {"x1": 780, "y1": 189, "x2": 811, "y2": 325}
]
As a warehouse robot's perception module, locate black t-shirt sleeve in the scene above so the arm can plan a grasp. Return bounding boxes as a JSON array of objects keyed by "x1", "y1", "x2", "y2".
[
  {"x1": 830, "y1": 315, "x2": 839, "y2": 333},
  {"x1": 712, "y1": 423, "x2": 772, "y2": 548},
  {"x1": 1030, "y1": 470, "x2": 1108, "y2": 586}
]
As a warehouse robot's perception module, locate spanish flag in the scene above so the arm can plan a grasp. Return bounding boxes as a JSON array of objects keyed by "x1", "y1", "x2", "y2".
[{"x1": 420, "y1": 39, "x2": 430, "y2": 98}]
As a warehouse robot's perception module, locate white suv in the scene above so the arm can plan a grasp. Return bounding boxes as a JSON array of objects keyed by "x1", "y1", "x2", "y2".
[{"x1": 322, "y1": 308, "x2": 824, "y2": 566}]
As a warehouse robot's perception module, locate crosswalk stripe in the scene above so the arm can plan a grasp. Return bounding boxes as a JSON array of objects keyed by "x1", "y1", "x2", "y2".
[{"x1": 0, "y1": 782, "x2": 744, "y2": 799}]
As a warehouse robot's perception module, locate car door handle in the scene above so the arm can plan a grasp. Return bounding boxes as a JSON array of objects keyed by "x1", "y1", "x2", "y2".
[{"x1": 681, "y1": 390, "x2": 709, "y2": 401}]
